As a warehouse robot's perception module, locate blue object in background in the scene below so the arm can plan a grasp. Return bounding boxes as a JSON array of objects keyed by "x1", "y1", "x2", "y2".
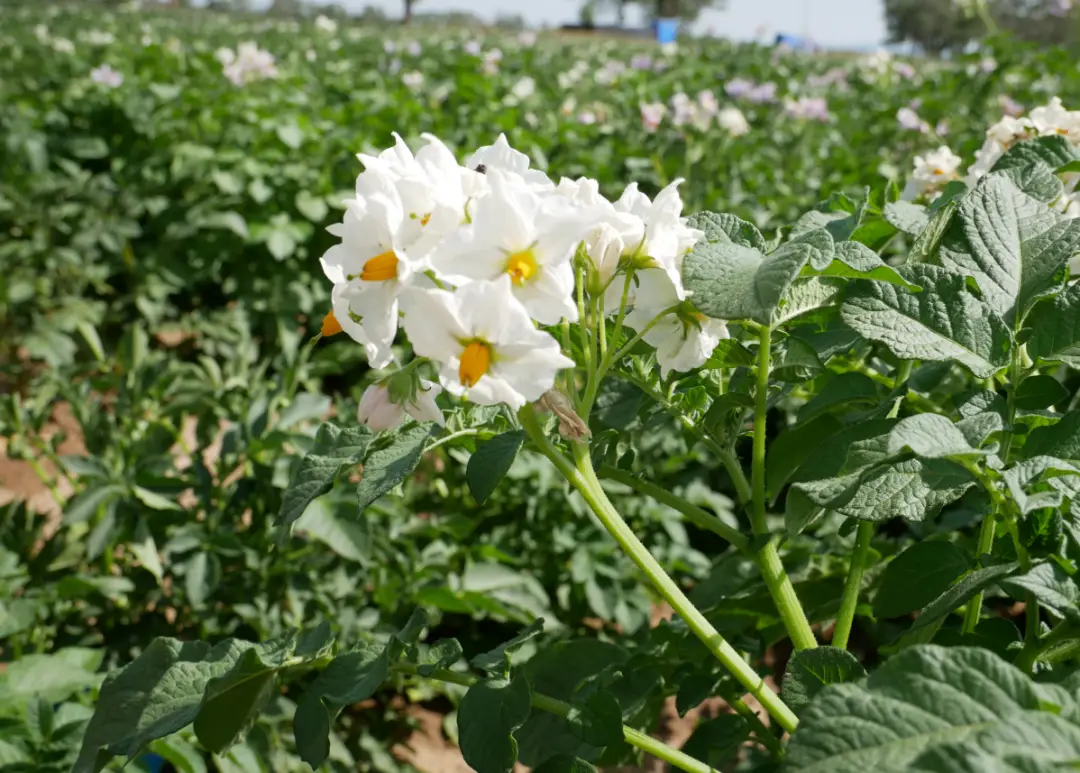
[
  {"x1": 140, "y1": 753, "x2": 166, "y2": 773},
  {"x1": 656, "y1": 18, "x2": 678, "y2": 44},
  {"x1": 775, "y1": 33, "x2": 814, "y2": 51}
]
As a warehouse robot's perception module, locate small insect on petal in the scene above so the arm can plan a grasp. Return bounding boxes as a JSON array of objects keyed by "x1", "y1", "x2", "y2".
[
  {"x1": 459, "y1": 341, "x2": 492, "y2": 387},
  {"x1": 321, "y1": 310, "x2": 343, "y2": 337}
]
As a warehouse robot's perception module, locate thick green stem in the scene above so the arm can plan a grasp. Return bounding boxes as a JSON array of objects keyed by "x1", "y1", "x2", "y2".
[
  {"x1": 1015, "y1": 620, "x2": 1080, "y2": 672},
  {"x1": 752, "y1": 326, "x2": 817, "y2": 651},
  {"x1": 962, "y1": 513, "x2": 997, "y2": 634},
  {"x1": 597, "y1": 464, "x2": 749, "y2": 550},
  {"x1": 520, "y1": 407, "x2": 798, "y2": 733},
  {"x1": 392, "y1": 664, "x2": 720, "y2": 773},
  {"x1": 832, "y1": 521, "x2": 874, "y2": 651}
]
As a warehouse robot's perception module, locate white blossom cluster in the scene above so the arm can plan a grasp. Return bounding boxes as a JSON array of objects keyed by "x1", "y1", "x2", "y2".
[
  {"x1": 215, "y1": 42, "x2": 278, "y2": 86},
  {"x1": 319, "y1": 134, "x2": 726, "y2": 430}
]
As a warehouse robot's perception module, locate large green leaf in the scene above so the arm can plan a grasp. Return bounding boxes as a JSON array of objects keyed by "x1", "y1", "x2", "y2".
[
  {"x1": 783, "y1": 647, "x2": 866, "y2": 716},
  {"x1": 1028, "y1": 284, "x2": 1080, "y2": 367},
  {"x1": 458, "y1": 675, "x2": 533, "y2": 773},
  {"x1": 278, "y1": 424, "x2": 374, "y2": 527},
  {"x1": 354, "y1": 422, "x2": 435, "y2": 513},
  {"x1": 943, "y1": 173, "x2": 1080, "y2": 323},
  {"x1": 72, "y1": 638, "x2": 254, "y2": 773},
  {"x1": 786, "y1": 645, "x2": 1078, "y2": 772},
  {"x1": 873, "y1": 541, "x2": 973, "y2": 619},
  {"x1": 467, "y1": 430, "x2": 525, "y2": 505},
  {"x1": 840, "y1": 265, "x2": 1011, "y2": 378},
  {"x1": 193, "y1": 646, "x2": 282, "y2": 752},
  {"x1": 683, "y1": 229, "x2": 833, "y2": 324},
  {"x1": 886, "y1": 413, "x2": 989, "y2": 460},
  {"x1": 1021, "y1": 410, "x2": 1080, "y2": 463}
]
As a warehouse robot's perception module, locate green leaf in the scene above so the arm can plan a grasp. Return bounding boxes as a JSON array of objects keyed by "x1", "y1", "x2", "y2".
[
  {"x1": 294, "y1": 497, "x2": 371, "y2": 565},
  {"x1": 534, "y1": 756, "x2": 598, "y2": 773},
  {"x1": 266, "y1": 229, "x2": 296, "y2": 261},
  {"x1": 998, "y1": 162, "x2": 1064, "y2": 204},
  {"x1": 130, "y1": 518, "x2": 164, "y2": 584},
  {"x1": 1021, "y1": 410, "x2": 1080, "y2": 463},
  {"x1": 293, "y1": 693, "x2": 331, "y2": 770},
  {"x1": 185, "y1": 552, "x2": 221, "y2": 609},
  {"x1": 1015, "y1": 374, "x2": 1070, "y2": 410},
  {"x1": 458, "y1": 676, "x2": 533, "y2": 773},
  {"x1": 355, "y1": 422, "x2": 435, "y2": 513},
  {"x1": 295, "y1": 190, "x2": 329, "y2": 222},
  {"x1": 766, "y1": 414, "x2": 845, "y2": 504},
  {"x1": 884, "y1": 201, "x2": 929, "y2": 235},
  {"x1": 202, "y1": 211, "x2": 249, "y2": 240},
  {"x1": 907, "y1": 562, "x2": 1021, "y2": 636},
  {"x1": 792, "y1": 458, "x2": 975, "y2": 524},
  {"x1": 417, "y1": 639, "x2": 464, "y2": 677},
  {"x1": 309, "y1": 644, "x2": 389, "y2": 706},
  {"x1": 683, "y1": 229, "x2": 833, "y2": 324},
  {"x1": 1001, "y1": 561, "x2": 1080, "y2": 622},
  {"x1": 467, "y1": 431, "x2": 525, "y2": 505},
  {"x1": 887, "y1": 413, "x2": 989, "y2": 459},
  {"x1": 782, "y1": 647, "x2": 866, "y2": 716},
  {"x1": 193, "y1": 647, "x2": 279, "y2": 752},
  {"x1": 816, "y1": 241, "x2": 921, "y2": 290},
  {"x1": 0, "y1": 647, "x2": 103, "y2": 705},
  {"x1": 71, "y1": 638, "x2": 255, "y2": 773},
  {"x1": 840, "y1": 264, "x2": 1011, "y2": 379},
  {"x1": 797, "y1": 372, "x2": 879, "y2": 422},
  {"x1": 565, "y1": 691, "x2": 623, "y2": 747},
  {"x1": 678, "y1": 714, "x2": 750, "y2": 772},
  {"x1": 276, "y1": 123, "x2": 304, "y2": 149},
  {"x1": 149, "y1": 735, "x2": 208, "y2": 773},
  {"x1": 133, "y1": 486, "x2": 181, "y2": 511},
  {"x1": 874, "y1": 541, "x2": 973, "y2": 618},
  {"x1": 1028, "y1": 284, "x2": 1080, "y2": 366},
  {"x1": 63, "y1": 483, "x2": 124, "y2": 525},
  {"x1": 279, "y1": 423, "x2": 374, "y2": 528},
  {"x1": 943, "y1": 173, "x2": 1080, "y2": 323},
  {"x1": 592, "y1": 379, "x2": 644, "y2": 429},
  {"x1": 908, "y1": 198, "x2": 959, "y2": 264},
  {"x1": 472, "y1": 619, "x2": 545, "y2": 677},
  {"x1": 993, "y1": 135, "x2": 1080, "y2": 173},
  {"x1": 785, "y1": 645, "x2": 1076, "y2": 773},
  {"x1": 685, "y1": 211, "x2": 767, "y2": 251},
  {"x1": 772, "y1": 277, "x2": 846, "y2": 326}
]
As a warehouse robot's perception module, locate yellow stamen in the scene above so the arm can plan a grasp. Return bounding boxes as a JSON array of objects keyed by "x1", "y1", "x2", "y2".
[
  {"x1": 321, "y1": 310, "x2": 343, "y2": 337},
  {"x1": 421, "y1": 212, "x2": 431, "y2": 226},
  {"x1": 1059, "y1": 128, "x2": 1071, "y2": 135},
  {"x1": 459, "y1": 341, "x2": 492, "y2": 387},
  {"x1": 505, "y1": 250, "x2": 538, "y2": 286},
  {"x1": 360, "y1": 250, "x2": 399, "y2": 282},
  {"x1": 932, "y1": 167, "x2": 945, "y2": 176}
]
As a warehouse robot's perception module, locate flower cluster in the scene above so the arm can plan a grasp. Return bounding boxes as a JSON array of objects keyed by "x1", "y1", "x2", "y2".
[
  {"x1": 783, "y1": 96, "x2": 831, "y2": 122},
  {"x1": 725, "y1": 78, "x2": 778, "y2": 104},
  {"x1": 968, "y1": 97, "x2": 1080, "y2": 181},
  {"x1": 215, "y1": 42, "x2": 278, "y2": 86},
  {"x1": 901, "y1": 147, "x2": 963, "y2": 201},
  {"x1": 640, "y1": 94, "x2": 749, "y2": 136},
  {"x1": 90, "y1": 64, "x2": 124, "y2": 88},
  {"x1": 320, "y1": 134, "x2": 722, "y2": 429}
]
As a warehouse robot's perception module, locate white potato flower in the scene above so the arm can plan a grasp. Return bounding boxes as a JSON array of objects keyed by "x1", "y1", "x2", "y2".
[
  {"x1": 717, "y1": 106, "x2": 750, "y2": 137},
  {"x1": 357, "y1": 380, "x2": 444, "y2": 431},
  {"x1": 466, "y1": 134, "x2": 553, "y2": 189},
  {"x1": 625, "y1": 270, "x2": 728, "y2": 377},
  {"x1": 432, "y1": 169, "x2": 587, "y2": 325},
  {"x1": 902, "y1": 146, "x2": 962, "y2": 201},
  {"x1": 402, "y1": 277, "x2": 574, "y2": 410}
]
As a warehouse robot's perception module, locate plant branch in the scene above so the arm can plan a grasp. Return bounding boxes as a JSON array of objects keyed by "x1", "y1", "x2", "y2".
[
  {"x1": 831, "y1": 520, "x2": 874, "y2": 651},
  {"x1": 752, "y1": 326, "x2": 817, "y2": 651},
  {"x1": 391, "y1": 664, "x2": 720, "y2": 773},
  {"x1": 597, "y1": 464, "x2": 749, "y2": 550},
  {"x1": 519, "y1": 406, "x2": 799, "y2": 733}
]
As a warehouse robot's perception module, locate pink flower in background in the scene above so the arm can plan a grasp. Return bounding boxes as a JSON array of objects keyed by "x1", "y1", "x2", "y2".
[
  {"x1": 406, "y1": 41, "x2": 422, "y2": 56},
  {"x1": 1051, "y1": 0, "x2": 1074, "y2": 16},
  {"x1": 747, "y1": 82, "x2": 778, "y2": 104},
  {"x1": 464, "y1": 40, "x2": 481, "y2": 56},
  {"x1": 935, "y1": 120, "x2": 949, "y2": 136},
  {"x1": 999, "y1": 95, "x2": 1025, "y2": 117},
  {"x1": 518, "y1": 31, "x2": 537, "y2": 46},
  {"x1": 784, "y1": 96, "x2": 830, "y2": 121},
  {"x1": 90, "y1": 64, "x2": 123, "y2": 88},
  {"x1": 578, "y1": 110, "x2": 597, "y2": 125},
  {"x1": 725, "y1": 78, "x2": 754, "y2": 98},
  {"x1": 897, "y1": 107, "x2": 931, "y2": 133},
  {"x1": 630, "y1": 54, "x2": 654, "y2": 70},
  {"x1": 640, "y1": 102, "x2": 666, "y2": 132},
  {"x1": 894, "y1": 62, "x2": 916, "y2": 79}
]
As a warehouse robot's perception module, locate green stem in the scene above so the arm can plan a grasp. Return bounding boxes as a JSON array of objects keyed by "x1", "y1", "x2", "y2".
[
  {"x1": 752, "y1": 326, "x2": 817, "y2": 651},
  {"x1": 962, "y1": 513, "x2": 997, "y2": 634},
  {"x1": 424, "y1": 428, "x2": 495, "y2": 454},
  {"x1": 614, "y1": 370, "x2": 752, "y2": 505},
  {"x1": 966, "y1": 344, "x2": 1023, "y2": 633},
  {"x1": 392, "y1": 664, "x2": 720, "y2": 773},
  {"x1": 597, "y1": 464, "x2": 749, "y2": 549},
  {"x1": 832, "y1": 521, "x2": 874, "y2": 651},
  {"x1": 519, "y1": 408, "x2": 798, "y2": 734},
  {"x1": 1015, "y1": 619, "x2": 1080, "y2": 672}
]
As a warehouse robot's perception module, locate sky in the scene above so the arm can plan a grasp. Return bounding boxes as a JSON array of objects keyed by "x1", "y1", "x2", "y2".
[{"x1": 308, "y1": 0, "x2": 888, "y2": 49}]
